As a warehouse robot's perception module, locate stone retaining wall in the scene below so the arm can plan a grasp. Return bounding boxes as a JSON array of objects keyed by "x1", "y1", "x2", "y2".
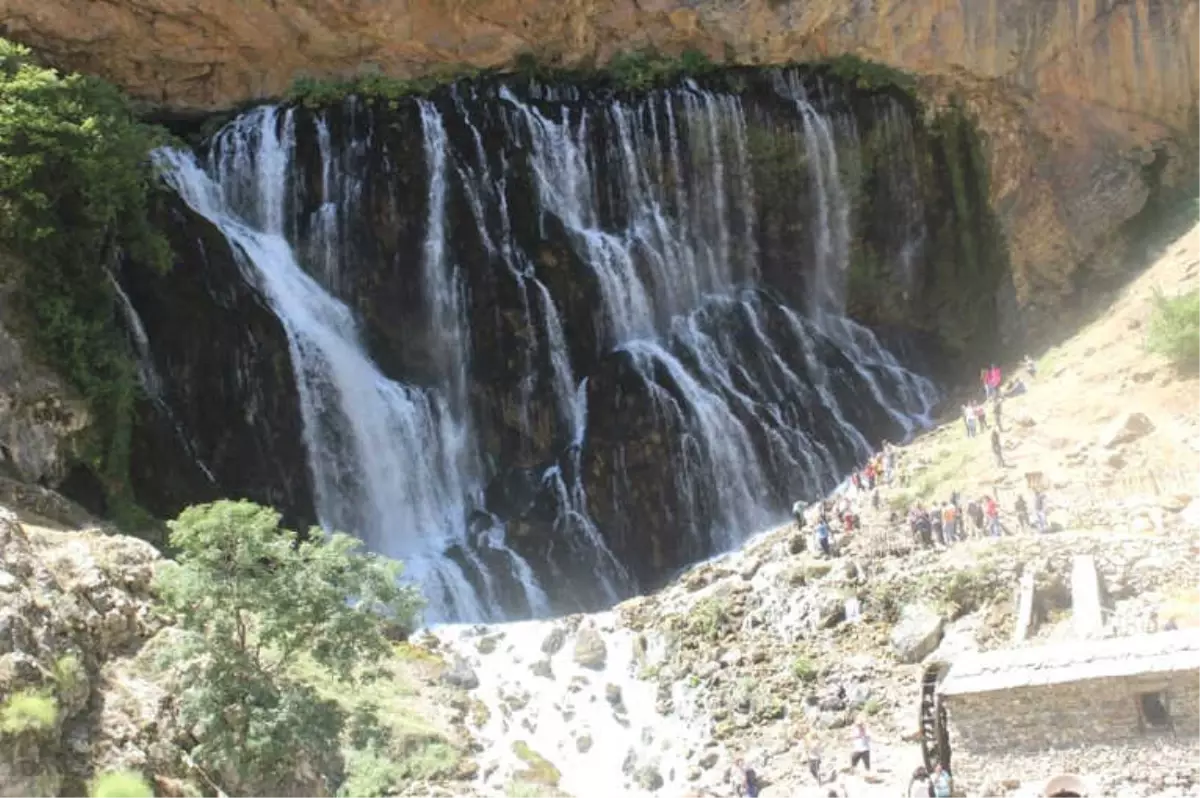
[{"x1": 945, "y1": 669, "x2": 1200, "y2": 753}]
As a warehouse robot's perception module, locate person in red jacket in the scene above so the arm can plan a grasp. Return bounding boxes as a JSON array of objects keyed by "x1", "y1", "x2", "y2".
[{"x1": 985, "y1": 495, "x2": 1001, "y2": 537}]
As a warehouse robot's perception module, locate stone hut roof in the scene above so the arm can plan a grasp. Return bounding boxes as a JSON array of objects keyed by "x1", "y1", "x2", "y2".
[{"x1": 938, "y1": 629, "x2": 1200, "y2": 697}]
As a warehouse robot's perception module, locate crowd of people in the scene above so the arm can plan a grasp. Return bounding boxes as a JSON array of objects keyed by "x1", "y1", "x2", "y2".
[{"x1": 748, "y1": 355, "x2": 1053, "y2": 796}]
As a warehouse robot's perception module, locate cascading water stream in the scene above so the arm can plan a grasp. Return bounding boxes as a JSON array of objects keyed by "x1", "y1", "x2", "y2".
[
  {"x1": 155, "y1": 110, "x2": 550, "y2": 623},
  {"x1": 137, "y1": 70, "x2": 946, "y2": 624}
]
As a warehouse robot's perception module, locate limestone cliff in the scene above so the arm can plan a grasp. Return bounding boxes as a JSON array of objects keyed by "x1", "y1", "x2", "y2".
[{"x1": 1, "y1": 0, "x2": 1195, "y2": 334}]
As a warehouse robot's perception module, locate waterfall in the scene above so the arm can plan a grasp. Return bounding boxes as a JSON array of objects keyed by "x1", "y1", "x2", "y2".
[
  {"x1": 142, "y1": 69, "x2": 947, "y2": 621},
  {"x1": 155, "y1": 112, "x2": 549, "y2": 623}
]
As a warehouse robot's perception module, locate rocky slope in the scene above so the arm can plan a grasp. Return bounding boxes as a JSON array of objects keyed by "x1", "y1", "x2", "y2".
[
  {"x1": 1, "y1": 0, "x2": 1197, "y2": 339},
  {"x1": 1, "y1": 223, "x2": 1196, "y2": 796}
]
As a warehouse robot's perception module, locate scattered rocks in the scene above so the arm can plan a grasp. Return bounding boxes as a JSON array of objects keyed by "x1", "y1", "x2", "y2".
[
  {"x1": 605, "y1": 683, "x2": 624, "y2": 708},
  {"x1": 575, "y1": 733, "x2": 593, "y2": 753},
  {"x1": 1101, "y1": 411, "x2": 1155, "y2": 448},
  {"x1": 890, "y1": 604, "x2": 946, "y2": 663},
  {"x1": 529, "y1": 659, "x2": 554, "y2": 679},
  {"x1": 541, "y1": 626, "x2": 567, "y2": 655},
  {"x1": 634, "y1": 765, "x2": 664, "y2": 791},
  {"x1": 573, "y1": 627, "x2": 608, "y2": 670},
  {"x1": 476, "y1": 634, "x2": 502, "y2": 655}
]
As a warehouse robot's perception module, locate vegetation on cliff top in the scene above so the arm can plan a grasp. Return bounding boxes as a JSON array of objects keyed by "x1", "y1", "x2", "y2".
[{"x1": 0, "y1": 38, "x2": 170, "y2": 528}]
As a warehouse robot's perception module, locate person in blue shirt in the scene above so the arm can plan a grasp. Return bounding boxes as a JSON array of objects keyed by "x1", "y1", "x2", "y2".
[{"x1": 816, "y1": 519, "x2": 832, "y2": 558}]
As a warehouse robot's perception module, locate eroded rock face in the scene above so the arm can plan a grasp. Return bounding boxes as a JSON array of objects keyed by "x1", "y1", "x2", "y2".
[
  {"x1": 0, "y1": 272, "x2": 90, "y2": 489},
  {"x1": 1, "y1": 0, "x2": 1196, "y2": 332},
  {"x1": 0, "y1": 507, "x2": 172, "y2": 796}
]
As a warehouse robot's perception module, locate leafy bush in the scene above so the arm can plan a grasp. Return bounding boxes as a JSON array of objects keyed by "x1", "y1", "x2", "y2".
[
  {"x1": 607, "y1": 48, "x2": 718, "y2": 91},
  {"x1": 0, "y1": 688, "x2": 58, "y2": 735},
  {"x1": 154, "y1": 500, "x2": 424, "y2": 794},
  {"x1": 791, "y1": 655, "x2": 818, "y2": 683},
  {"x1": 687, "y1": 596, "x2": 732, "y2": 641},
  {"x1": 0, "y1": 38, "x2": 170, "y2": 524},
  {"x1": 822, "y1": 54, "x2": 916, "y2": 93},
  {"x1": 89, "y1": 770, "x2": 154, "y2": 798},
  {"x1": 1145, "y1": 289, "x2": 1199, "y2": 373}
]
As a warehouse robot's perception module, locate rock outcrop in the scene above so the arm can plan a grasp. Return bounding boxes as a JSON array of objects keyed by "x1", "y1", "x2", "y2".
[
  {"x1": 0, "y1": 507, "x2": 174, "y2": 796},
  {"x1": 1, "y1": 0, "x2": 1196, "y2": 333},
  {"x1": 0, "y1": 269, "x2": 90, "y2": 489}
]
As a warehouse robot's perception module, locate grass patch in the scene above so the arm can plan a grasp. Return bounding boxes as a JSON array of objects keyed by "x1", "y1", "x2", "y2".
[
  {"x1": 0, "y1": 688, "x2": 57, "y2": 735},
  {"x1": 511, "y1": 740, "x2": 561, "y2": 789},
  {"x1": 89, "y1": 771, "x2": 153, "y2": 798},
  {"x1": 291, "y1": 651, "x2": 461, "y2": 790},
  {"x1": 686, "y1": 596, "x2": 734, "y2": 642},
  {"x1": 1145, "y1": 289, "x2": 1199, "y2": 374},
  {"x1": 791, "y1": 654, "x2": 818, "y2": 684},
  {"x1": 862, "y1": 697, "x2": 883, "y2": 716}
]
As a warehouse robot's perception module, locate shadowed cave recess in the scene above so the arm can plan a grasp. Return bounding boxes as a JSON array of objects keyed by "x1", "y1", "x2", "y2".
[{"x1": 115, "y1": 66, "x2": 1004, "y2": 622}]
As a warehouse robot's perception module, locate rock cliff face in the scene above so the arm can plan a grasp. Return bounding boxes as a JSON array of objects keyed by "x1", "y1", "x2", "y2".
[{"x1": 1, "y1": 0, "x2": 1197, "y2": 331}]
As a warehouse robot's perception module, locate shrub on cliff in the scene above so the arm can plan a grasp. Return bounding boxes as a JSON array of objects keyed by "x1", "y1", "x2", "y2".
[
  {"x1": 154, "y1": 500, "x2": 424, "y2": 794},
  {"x1": 0, "y1": 38, "x2": 170, "y2": 526},
  {"x1": 1145, "y1": 288, "x2": 1199, "y2": 374},
  {"x1": 89, "y1": 771, "x2": 154, "y2": 798}
]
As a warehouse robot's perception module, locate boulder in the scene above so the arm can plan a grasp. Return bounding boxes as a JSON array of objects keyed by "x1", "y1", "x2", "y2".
[
  {"x1": 442, "y1": 657, "x2": 480, "y2": 689},
  {"x1": 576, "y1": 733, "x2": 593, "y2": 753},
  {"x1": 541, "y1": 626, "x2": 567, "y2": 655},
  {"x1": 890, "y1": 605, "x2": 946, "y2": 663},
  {"x1": 635, "y1": 765, "x2": 664, "y2": 791},
  {"x1": 573, "y1": 627, "x2": 608, "y2": 670},
  {"x1": 530, "y1": 659, "x2": 554, "y2": 679},
  {"x1": 1101, "y1": 412, "x2": 1155, "y2": 448}
]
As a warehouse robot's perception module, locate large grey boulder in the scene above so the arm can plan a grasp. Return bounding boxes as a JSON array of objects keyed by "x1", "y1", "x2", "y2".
[
  {"x1": 1101, "y1": 411, "x2": 1154, "y2": 448},
  {"x1": 890, "y1": 605, "x2": 946, "y2": 664},
  {"x1": 573, "y1": 627, "x2": 608, "y2": 670}
]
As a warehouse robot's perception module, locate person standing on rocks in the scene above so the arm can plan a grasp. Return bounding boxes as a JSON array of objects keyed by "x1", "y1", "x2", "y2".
[
  {"x1": 990, "y1": 427, "x2": 1005, "y2": 467},
  {"x1": 992, "y1": 395, "x2": 1004, "y2": 432},
  {"x1": 848, "y1": 719, "x2": 871, "y2": 773},
  {"x1": 816, "y1": 518, "x2": 833, "y2": 558},
  {"x1": 975, "y1": 402, "x2": 988, "y2": 432},
  {"x1": 803, "y1": 732, "x2": 824, "y2": 784},
  {"x1": 962, "y1": 403, "x2": 976, "y2": 438},
  {"x1": 942, "y1": 501, "x2": 958, "y2": 544},
  {"x1": 733, "y1": 757, "x2": 760, "y2": 798},
  {"x1": 793, "y1": 500, "x2": 807, "y2": 531}
]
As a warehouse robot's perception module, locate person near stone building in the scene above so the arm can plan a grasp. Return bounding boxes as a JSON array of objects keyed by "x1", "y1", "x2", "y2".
[
  {"x1": 848, "y1": 719, "x2": 871, "y2": 772},
  {"x1": 932, "y1": 764, "x2": 953, "y2": 798},
  {"x1": 990, "y1": 427, "x2": 1005, "y2": 467},
  {"x1": 907, "y1": 766, "x2": 932, "y2": 798}
]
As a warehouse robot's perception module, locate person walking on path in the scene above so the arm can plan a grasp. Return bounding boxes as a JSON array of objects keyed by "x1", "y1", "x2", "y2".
[
  {"x1": 962, "y1": 404, "x2": 976, "y2": 438},
  {"x1": 1034, "y1": 491, "x2": 1048, "y2": 533},
  {"x1": 942, "y1": 502, "x2": 958, "y2": 544},
  {"x1": 967, "y1": 498, "x2": 984, "y2": 537},
  {"x1": 848, "y1": 720, "x2": 871, "y2": 773},
  {"x1": 1015, "y1": 494, "x2": 1029, "y2": 531},
  {"x1": 990, "y1": 427, "x2": 1005, "y2": 467},
  {"x1": 985, "y1": 495, "x2": 1002, "y2": 537}
]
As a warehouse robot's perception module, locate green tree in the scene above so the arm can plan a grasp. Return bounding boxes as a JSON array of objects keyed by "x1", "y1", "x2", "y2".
[
  {"x1": 1145, "y1": 288, "x2": 1199, "y2": 374},
  {"x1": 89, "y1": 770, "x2": 154, "y2": 798},
  {"x1": 154, "y1": 500, "x2": 424, "y2": 793},
  {"x1": 0, "y1": 38, "x2": 170, "y2": 525}
]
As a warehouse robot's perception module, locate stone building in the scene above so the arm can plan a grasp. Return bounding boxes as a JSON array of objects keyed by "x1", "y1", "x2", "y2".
[{"x1": 938, "y1": 629, "x2": 1200, "y2": 754}]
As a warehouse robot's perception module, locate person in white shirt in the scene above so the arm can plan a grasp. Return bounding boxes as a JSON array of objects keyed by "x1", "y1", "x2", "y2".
[{"x1": 849, "y1": 720, "x2": 871, "y2": 772}]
